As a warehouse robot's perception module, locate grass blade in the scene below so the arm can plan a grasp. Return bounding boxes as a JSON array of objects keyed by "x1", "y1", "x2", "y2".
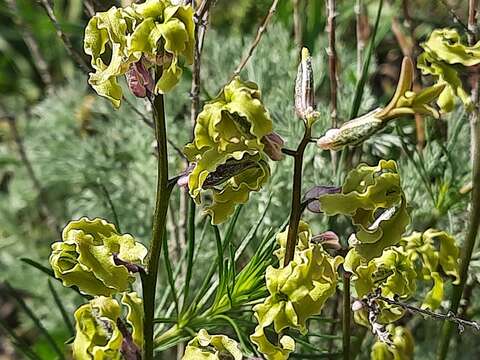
[
  {"x1": 182, "y1": 198, "x2": 196, "y2": 312},
  {"x1": 349, "y1": 0, "x2": 384, "y2": 119},
  {"x1": 47, "y1": 280, "x2": 74, "y2": 337},
  {"x1": 5, "y1": 282, "x2": 65, "y2": 360},
  {"x1": 0, "y1": 318, "x2": 42, "y2": 360},
  {"x1": 21, "y1": 258, "x2": 90, "y2": 299},
  {"x1": 97, "y1": 181, "x2": 121, "y2": 233},
  {"x1": 162, "y1": 228, "x2": 180, "y2": 318}
]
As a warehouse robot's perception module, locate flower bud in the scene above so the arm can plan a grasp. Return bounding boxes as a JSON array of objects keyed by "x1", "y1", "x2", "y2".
[
  {"x1": 182, "y1": 329, "x2": 243, "y2": 360},
  {"x1": 261, "y1": 132, "x2": 284, "y2": 161},
  {"x1": 49, "y1": 218, "x2": 147, "y2": 296},
  {"x1": 125, "y1": 58, "x2": 154, "y2": 98},
  {"x1": 295, "y1": 48, "x2": 317, "y2": 121}
]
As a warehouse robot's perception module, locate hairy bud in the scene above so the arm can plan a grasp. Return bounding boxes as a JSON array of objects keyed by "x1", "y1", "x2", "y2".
[{"x1": 295, "y1": 48, "x2": 318, "y2": 121}]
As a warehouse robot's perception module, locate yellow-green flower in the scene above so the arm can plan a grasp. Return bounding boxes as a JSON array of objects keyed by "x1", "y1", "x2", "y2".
[
  {"x1": 182, "y1": 329, "x2": 243, "y2": 360},
  {"x1": 49, "y1": 217, "x2": 147, "y2": 296},
  {"x1": 84, "y1": 0, "x2": 195, "y2": 107},
  {"x1": 250, "y1": 221, "x2": 342, "y2": 359},
  {"x1": 184, "y1": 77, "x2": 274, "y2": 224},
  {"x1": 400, "y1": 229, "x2": 460, "y2": 309},
  {"x1": 73, "y1": 293, "x2": 143, "y2": 360},
  {"x1": 371, "y1": 326, "x2": 414, "y2": 360},
  {"x1": 317, "y1": 160, "x2": 410, "y2": 260},
  {"x1": 418, "y1": 28, "x2": 480, "y2": 112}
]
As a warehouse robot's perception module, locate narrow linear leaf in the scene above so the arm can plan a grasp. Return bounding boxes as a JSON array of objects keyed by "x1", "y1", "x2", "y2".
[
  {"x1": 47, "y1": 280, "x2": 74, "y2": 337},
  {"x1": 162, "y1": 229, "x2": 180, "y2": 318},
  {"x1": 182, "y1": 198, "x2": 197, "y2": 313},
  {"x1": 0, "y1": 318, "x2": 42, "y2": 360},
  {"x1": 349, "y1": 0, "x2": 384, "y2": 119},
  {"x1": 5, "y1": 282, "x2": 65, "y2": 360},
  {"x1": 20, "y1": 258, "x2": 89, "y2": 299}
]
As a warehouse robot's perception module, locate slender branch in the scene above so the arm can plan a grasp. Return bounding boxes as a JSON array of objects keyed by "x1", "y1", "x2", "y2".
[
  {"x1": 232, "y1": 0, "x2": 279, "y2": 77},
  {"x1": 355, "y1": 0, "x2": 368, "y2": 77},
  {"x1": 195, "y1": 0, "x2": 215, "y2": 21},
  {"x1": 293, "y1": 0, "x2": 303, "y2": 51},
  {"x1": 378, "y1": 296, "x2": 480, "y2": 332},
  {"x1": 36, "y1": 0, "x2": 90, "y2": 74},
  {"x1": 326, "y1": 0, "x2": 338, "y2": 127},
  {"x1": 284, "y1": 124, "x2": 311, "y2": 266},
  {"x1": 142, "y1": 75, "x2": 173, "y2": 359},
  {"x1": 438, "y1": 0, "x2": 474, "y2": 35},
  {"x1": 191, "y1": 1, "x2": 212, "y2": 129},
  {"x1": 342, "y1": 271, "x2": 351, "y2": 360},
  {"x1": 438, "y1": 2, "x2": 480, "y2": 358},
  {"x1": 6, "y1": 0, "x2": 52, "y2": 88}
]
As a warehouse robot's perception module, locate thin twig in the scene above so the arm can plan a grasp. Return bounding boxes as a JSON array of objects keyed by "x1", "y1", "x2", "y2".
[
  {"x1": 342, "y1": 271, "x2": 351, "y2": 360},
  {"x1": 378, "y1": 296, "x2": 480, "y2": 332},
  {"x1": 355, "y1": 0, "x2": 369, "y2": 77},
  {"x1": 191, "y1": 3, "x2": 212, "y2": 128},
  {"x1": 438, "y1": 1, "x2": 480, "y2": 358},
  {"x1": 326, "y1": 0, "x2": 338, "y2": 127},
  {"x1": 36, "y1": 0, "x2": 90, "y2": 74},
  {"x1": 293, "y1": 0, "x2": 303, "y2": 51},
  {"x1": 400, "y1": 0, "x2": 426, "y2": 149},
  {"x1": 195, "y1": 0, "x2": 215, "y2": 21},
  {"x1": 232, "y1": 0, "x2": 279, "y2": 77},
  {"x1": 438, "y1": 0, "x2": 474, "y2": 35},
  {"x1": 6, "y1": 0, "x2": 52, "y2": 88}
]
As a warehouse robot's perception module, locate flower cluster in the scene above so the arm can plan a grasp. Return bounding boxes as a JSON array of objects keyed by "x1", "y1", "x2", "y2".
[
  {"x1": 84, "y1": 0, "x2": 195, "y2": 107},
  {"x1": 418, "y1": 28, "x2": 480, "y2": 112},
  {"x1": 50, "y1": 218, "x2": 146, "y2": 359},
  {"x1": 182, "y1": 329, "x2": 243, "y2": 360},
  {"x1": 400, "y1": 229, "x2": 460, "y2": 309},
  {"x1": 73, "y1": 293, "x2": 143, "y2": 360},
  {"x1": 317, "y1": 57, "x2": 444, "y2": 151},
  {"x1": 183, "y1": 77, "x2": 282, "y2": 224},
  {"x1": 317, "y1": 160, "x2": 410, "y2": 260},
  {"x1": 250, "y1": 221, "x2": 343, "y2": 360}
]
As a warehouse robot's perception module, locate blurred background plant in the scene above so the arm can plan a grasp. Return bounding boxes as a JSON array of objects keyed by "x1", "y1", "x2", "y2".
[{"x1": 0, "y1": 0, "x2": 478, "y2": 359}]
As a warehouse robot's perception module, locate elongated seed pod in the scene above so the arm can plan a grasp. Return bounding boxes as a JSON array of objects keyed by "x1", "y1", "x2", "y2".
[{"x1": 317, "y1": 108, "x2": 384, "y2": 151}]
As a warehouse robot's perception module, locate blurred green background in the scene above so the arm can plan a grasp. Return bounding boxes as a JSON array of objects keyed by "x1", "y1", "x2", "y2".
[{"x1": 1, "y1": 0, "x2": 478, "y2": 359}]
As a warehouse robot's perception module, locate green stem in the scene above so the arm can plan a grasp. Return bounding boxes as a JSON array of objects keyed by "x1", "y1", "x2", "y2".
[
  {"x1": 342, "y1": 271, "x2": 351, "y2": 360},
  {"x1": 181, "y1": 198, "x2": 196, "y2": 313},
  {"x1": 437, "y1": 110, "x2": 480, "y2": 359},
  {"x1": 284, "y1": 124, "x2": 312, "y2": 266},
  {"x1": 142, "y1": 92, "x2": 173, "y2": 360}
]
